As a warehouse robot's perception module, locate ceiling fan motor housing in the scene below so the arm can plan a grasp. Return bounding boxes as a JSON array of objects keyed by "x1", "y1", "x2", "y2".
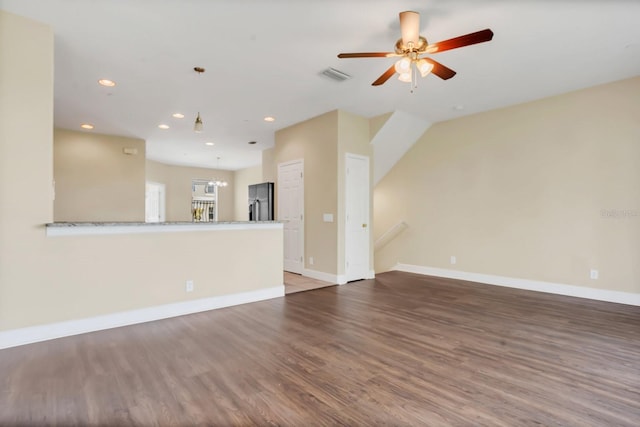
[{"x1": 395, "y1": 36, "x2": 428, "y2": 55}]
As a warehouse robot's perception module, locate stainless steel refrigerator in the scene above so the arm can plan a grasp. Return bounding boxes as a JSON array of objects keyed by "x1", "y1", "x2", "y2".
[{"x1": 248, "y1": 182, "x2": 274, "y2": 221}]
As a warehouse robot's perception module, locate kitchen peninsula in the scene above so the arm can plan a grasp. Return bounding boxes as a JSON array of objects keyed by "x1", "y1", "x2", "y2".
[{"x1": 1, "y1": 220, "x2": 284, "y2": 349}]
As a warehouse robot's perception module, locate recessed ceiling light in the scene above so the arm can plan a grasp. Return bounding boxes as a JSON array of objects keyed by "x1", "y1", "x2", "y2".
[
  {"x1": 98, "y1": 79, "x2": 116, "y2": 87},
  {"x1": 205, "y1": 142, "x2": 214, "y2": 146},
  {"x1": 264, "y1": 116, "x2": 275, "y2": 122},
  {"x1": 158, "y1": 124, "x2": 170, "y2": 129},
  {"x1": 453, "y1": 105, "x2": 465, "y2": 111},
  {"x1": 172, "y1": 113, "x2": 185, "y2": 119},
  {"x1": 80, "y1": 123, "x2": 94, "y2": 130}
]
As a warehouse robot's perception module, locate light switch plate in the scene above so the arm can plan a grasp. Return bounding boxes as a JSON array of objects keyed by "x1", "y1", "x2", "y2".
[{"x1": 323, "y1": 213, "x2": 334, "y2": 222}]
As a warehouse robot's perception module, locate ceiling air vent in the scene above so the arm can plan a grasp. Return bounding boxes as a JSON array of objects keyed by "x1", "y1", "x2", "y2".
[{"x1": 321, "y1": 67, "x2": 352, "y2": 82}]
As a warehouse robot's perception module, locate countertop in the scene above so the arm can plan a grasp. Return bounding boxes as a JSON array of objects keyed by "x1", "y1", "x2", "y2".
[
  {"x1": 45, "y1": 221, "x2": 283, "y2": 236},
  {"x1": 46, "y1": 221, "x2": 281, "y2": 227}
]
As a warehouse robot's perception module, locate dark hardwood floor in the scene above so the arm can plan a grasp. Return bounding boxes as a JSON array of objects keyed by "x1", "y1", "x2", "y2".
[{"x1": 1, "y1": 271, "x2": 639, "y2": 426}]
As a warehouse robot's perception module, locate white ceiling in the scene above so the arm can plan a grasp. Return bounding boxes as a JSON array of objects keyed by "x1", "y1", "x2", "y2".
[{"x1": 2, "y1": 0, "x2": 639, "y2": 170}]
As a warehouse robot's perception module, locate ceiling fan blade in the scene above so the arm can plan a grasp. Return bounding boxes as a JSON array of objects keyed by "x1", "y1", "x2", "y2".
[
  {"x1": 399, "y1": 11, "x2": 420, "y2": 46},
  {"x1": 423, "y1": 58, "x2": 456, "y2": 80},
  {"x1": 372, "y1": 64, "x2": 396, "y2": 86},
  {"x1": 338, "y1": 52, "x2": 398, "y2": 58},
  {"x1": 425, "y1": 29, "x2": 494, "y2": 53}
]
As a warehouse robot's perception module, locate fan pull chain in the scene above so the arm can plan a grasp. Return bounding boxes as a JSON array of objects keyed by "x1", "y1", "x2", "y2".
[{"x1": 410, "y1": 62, "x2": 417, "y2": 93}]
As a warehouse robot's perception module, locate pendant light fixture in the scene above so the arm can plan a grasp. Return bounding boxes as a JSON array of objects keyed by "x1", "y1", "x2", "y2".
[
  {"x1": 210, "y1": 157, "x2": 228, "y2": 187},
  {"x1": 194, "y1": 112, "x2": 203, "y2": 133},
  {"x1": 194, "y1": 67, "x2": 205, "y2": 133}
]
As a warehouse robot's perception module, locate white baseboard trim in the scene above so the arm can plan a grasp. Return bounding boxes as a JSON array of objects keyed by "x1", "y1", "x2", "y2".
[
  {"x1": 301, "y1": 269, "x2": 373, "y2": 285},
  {"x1": 0, "y1": 285, "x2": 285, "y2": 350},
  {"x1": 394, "y1": 264, "x2": 640, "y2": 306}
]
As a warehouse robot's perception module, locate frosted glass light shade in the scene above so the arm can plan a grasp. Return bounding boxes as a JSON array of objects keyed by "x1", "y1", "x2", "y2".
[
  {"x1": 398, "y1": 72, "x2": 412, "y2": 83},
  {"x1": 416, "y1": 59, "x2": 434, "y2": 77},
  {"x1": 394, "y1": 57, "x2": 411, "y2": 74}
]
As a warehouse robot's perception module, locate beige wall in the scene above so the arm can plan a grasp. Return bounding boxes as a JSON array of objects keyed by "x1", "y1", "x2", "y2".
[
  {"x1": 374, "y1": 76, "x2": 640, "y2": 294},
  {"x1": 54, "y1": 129, "x2": 145, "y2": 221},
  {"x1": 263, "y1": 110, "x2": 374, "y2": 279},
  {"x1": 0, "y1": 11, "x2": 282, "y2": 333},
  {"x1": 145, "y1": 156, "x2": 171, "y2": 183},
  {"x1": 146, "y1": 160, "x2": 234, "y2": 222},
  {"x1": 0, "y1": 10, "x2": 55, "y2": 329},
  {"x1": 264, "y1": 110, "x2": 339, "y2": 275},
  {"x1": 233, "y1": 165, "x2": 263, "y2": 221}
]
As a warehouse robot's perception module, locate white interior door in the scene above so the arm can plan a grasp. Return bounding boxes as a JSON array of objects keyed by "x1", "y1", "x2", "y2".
[
  {"x1": 345, "y1": 154, "x2": 370, "y2": 282},
  {"x1": 278, "y1": 160, "x2": 304, "y2": 274},
  {"x1": 145, "y1": 182, "x2": 166, "y2": 223}
]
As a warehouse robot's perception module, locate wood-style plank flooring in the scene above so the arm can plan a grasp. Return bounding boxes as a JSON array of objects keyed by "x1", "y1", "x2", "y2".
[
  {"x1": 283, "y1": 271, "x2": 334, "y2": 294},
  {"x1": 1, "y1": 271, "x2": 639, "y2": 426}
]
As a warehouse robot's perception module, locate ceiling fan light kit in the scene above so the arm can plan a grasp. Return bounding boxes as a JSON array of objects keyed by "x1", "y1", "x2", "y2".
[{"x1": 337, "y1": 10, "x2": 494, "y2": 88}]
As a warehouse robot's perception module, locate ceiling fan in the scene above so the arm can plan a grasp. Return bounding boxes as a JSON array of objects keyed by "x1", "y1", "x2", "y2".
[{"x1": 337, "y1": 11, "x2": 494, "y2": 86}]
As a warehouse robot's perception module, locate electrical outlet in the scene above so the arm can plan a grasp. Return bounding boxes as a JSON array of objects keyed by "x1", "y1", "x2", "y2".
[
  {"x1": 450, "y1": 256, "x2": 457, "y2": 265},
  {"x1": 185, "y1": 280, "x2": 194, "y2": 292},
  {"x1": 590, "y1": 269, "x2": 598, "y2": 280},
  {"x1": 309, "y1": 256, "x2": 314, "y2": 265}
]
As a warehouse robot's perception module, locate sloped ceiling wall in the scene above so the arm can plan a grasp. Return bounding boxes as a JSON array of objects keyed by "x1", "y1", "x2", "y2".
[{"x1": 370, "y1": 110, "x2": 431, "y2": 185}]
